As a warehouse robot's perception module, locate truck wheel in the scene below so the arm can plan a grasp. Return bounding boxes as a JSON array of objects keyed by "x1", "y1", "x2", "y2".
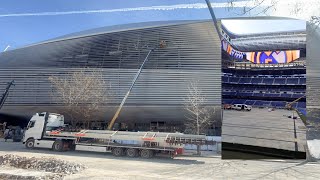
[
  {"x1": 25, "y1": 138, "x2": 35, "y2": 149},
  {"x1": 112, "y1": 147, "x2": 124, "y2": 156},
  {"x1": 140, "y1": 149, "x2": 154, "y2": 158},
  {"x1": 52, "y1": 140, "x2": 64, "y2": 151},
  {"x1": 126, "y1": 148, "x2": 138, "y2": 157}
]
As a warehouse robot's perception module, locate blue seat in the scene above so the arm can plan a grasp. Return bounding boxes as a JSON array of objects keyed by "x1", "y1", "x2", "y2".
[
  {"x1": 245, "y1": 100, "x2": 255, "y2": 105},
  {"x1": 280, "y1": 94, "x2": 292, "y2": 98},
  {"x1": 292, "y1": 94, "x2": 304, "y2": 99},
  {"x1": 233, "y1": 99, "x2": 246, "y2": 104},
  {"x1": 222, "y1": 76, "x2": 229, "y2": 83},
  {"x1": 251, "y1": 78, "x2": 262, "y2": 84},
  {"x1": 239, "y1": 78, "x2": 252, "y2": 84},
  {"x1": 297, "y1": 102, "x2": 306, "y2": 108},
  {"x1": 262, "y1": 78, "x2": 274, "y2": 85},
  {"x1": 286, "y1": 78, "x2": 299, "y2": 84},
  {"x1": 229, "y1": 77, "x2": 239, "y2": 83},
  {"x1": 299, "y1": 78, "x2": 306, "y2": 85},
  {"x1": 274, "y1": 78, "x2": 286, "y2": 85}
]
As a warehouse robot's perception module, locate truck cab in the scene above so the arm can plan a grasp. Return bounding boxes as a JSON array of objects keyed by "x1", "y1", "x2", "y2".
[
  {"x1": 232, "y1": 104, "x2": 252, "y2": 111},
  {"x1": 23, "y1": 112, "x2": 65, "y2": 146}
]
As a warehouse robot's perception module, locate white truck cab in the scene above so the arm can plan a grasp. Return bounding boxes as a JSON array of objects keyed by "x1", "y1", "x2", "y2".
[
  {"x1": 23, "y1": 112, "x2": 65, "y2": 147},
  {"x1": 232, "y1": 104, "x2": 252, "y2": 111}
]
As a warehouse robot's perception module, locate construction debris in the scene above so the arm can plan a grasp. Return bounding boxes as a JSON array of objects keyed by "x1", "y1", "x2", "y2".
[{"x1": 0, "y1": 154, "x2": 86, "y2": 177}]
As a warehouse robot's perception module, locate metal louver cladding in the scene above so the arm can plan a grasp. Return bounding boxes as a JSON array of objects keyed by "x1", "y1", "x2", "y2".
[
  {"x1": 0, "y1": 20, "x2": 221, "y2": 127},
  {"x1": 306, "y1": 23, "x2": 320, "y2": 108}
]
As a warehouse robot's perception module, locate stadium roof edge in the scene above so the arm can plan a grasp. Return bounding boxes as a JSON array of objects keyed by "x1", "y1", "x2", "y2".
[
  {"x1": 5, "y1": 20, "x2": 210, "y2": 53},
  {"x1": 2, "y1": 17, "x2": 306, "y2": 54},
  {"x1": 221, "y1": 16, "x2": 306, "y2": 38}
]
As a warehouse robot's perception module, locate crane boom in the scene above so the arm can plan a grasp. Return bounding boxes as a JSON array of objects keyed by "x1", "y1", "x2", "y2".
[
  {"x1": 107, "y1": 49, "x2": 154, "y2": 130},
  {"x1": 0, "y1": 80, "x2": 15, "y2": 110},
  {"x1": 205, "y1": 0, "x2": 222, "y2": 40},
  {"x1": 285, "y1": 94, "x2": 306, "y2": 110}
]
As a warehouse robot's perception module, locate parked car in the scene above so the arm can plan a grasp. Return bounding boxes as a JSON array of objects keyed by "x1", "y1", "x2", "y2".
[{"x1": 232, "y1": 104, "x2": 252, "y2": 111}]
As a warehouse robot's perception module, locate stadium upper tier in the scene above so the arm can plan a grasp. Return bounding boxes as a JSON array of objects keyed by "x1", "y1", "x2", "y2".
[{"x1": 221, "y1": 17, "x2": 306, "y2": 52}]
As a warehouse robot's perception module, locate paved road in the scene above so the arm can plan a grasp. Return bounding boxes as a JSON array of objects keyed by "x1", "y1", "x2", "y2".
[
  {"x1": 0, "y1": 139, "x2": 320, "y2": 179},
  {"x1": 222, "y1": 108, "x2": 306, "y2": 153}
]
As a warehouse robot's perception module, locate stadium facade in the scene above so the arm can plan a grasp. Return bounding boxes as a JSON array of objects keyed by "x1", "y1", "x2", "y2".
[
  {"x1": 307, "y1": 21, "x2": 320, "y2": 140},
  {"x1": 0, "y1": 20, "x2": 222, "y2": 133}
]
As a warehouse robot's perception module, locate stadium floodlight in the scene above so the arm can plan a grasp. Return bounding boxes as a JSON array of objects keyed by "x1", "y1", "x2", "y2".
[{"x1": 3, "y1": 45, "x2": 10, "y2": 52}]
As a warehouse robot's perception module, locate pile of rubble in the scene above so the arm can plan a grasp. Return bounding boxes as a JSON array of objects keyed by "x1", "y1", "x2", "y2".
[
  {"x1": 0, "y1": 173, "x2": 63, "y2": 180},
  {"x1": 0, "y1": 154, "x2": 86, "y2": 176}
]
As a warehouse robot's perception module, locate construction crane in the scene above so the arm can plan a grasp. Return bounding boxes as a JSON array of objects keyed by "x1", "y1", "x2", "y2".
[
  {"x1": 285, "y1": 94, "x2": 306, "y2": 110},
  {"x1": 107, "y1": 49, "x2": 154, "y2": 130},
  {"x1": 0, "y1": 80, "x2": 15, "y2": 110},
  {"x1": 205, "y1": 0, "x2": 222, "y2": 40}
]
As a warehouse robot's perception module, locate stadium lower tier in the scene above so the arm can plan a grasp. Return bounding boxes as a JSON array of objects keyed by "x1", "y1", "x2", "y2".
[{"x1": 223, "y1": 99, "x2": 306, "y2": 109}]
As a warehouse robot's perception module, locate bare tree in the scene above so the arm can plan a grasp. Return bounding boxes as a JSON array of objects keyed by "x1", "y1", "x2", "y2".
[
  {"x1": 225, "y1": 0, "x2": 320, "y2": 24},
  {"x1": 226, "y1": 0, "x2": 278, "y2": 16},
  {"x1": 48, "y1": 68, "x2": 110, "y2": 129},
  {"x1": 184, "y1": 80, "x2": 216, "y2": 135}
]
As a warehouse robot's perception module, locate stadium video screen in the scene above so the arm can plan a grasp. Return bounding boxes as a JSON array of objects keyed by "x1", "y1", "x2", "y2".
[
  {"x1": 246, "y1": 50, "x2": 300, "y2": 64},
  {"x1": 221, "y1": 40, "x2": 300, "y2": 64}
]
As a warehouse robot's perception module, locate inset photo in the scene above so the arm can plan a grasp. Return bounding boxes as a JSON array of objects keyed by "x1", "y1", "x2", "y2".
[{"x1": 221, "y1": 17, "x2": 307, "y2": 159}]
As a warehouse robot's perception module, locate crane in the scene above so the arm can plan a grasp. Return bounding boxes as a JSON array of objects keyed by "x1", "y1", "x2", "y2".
[
  {"x1": 285, "y1": 94, "x2": 306, "y2": 110},
  {"x1": 205, "y1": 0, "x2": 222, "y2": 40},
  {"x1": 107, "y1": 49, "x2": 154, "y2": 130},
  {"x1": 0, "y1": 80, "x2": 15, "y2": 110}
]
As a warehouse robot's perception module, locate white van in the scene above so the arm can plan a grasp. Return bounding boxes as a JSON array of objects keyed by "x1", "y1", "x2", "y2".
[{"x1": 232, "y1": 104, "x2": 252, "y2": 111}]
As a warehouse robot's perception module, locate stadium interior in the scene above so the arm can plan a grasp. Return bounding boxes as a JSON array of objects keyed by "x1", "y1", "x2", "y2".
[{"x1": 221, "y1": 20, "x2": 306, "y2": 116}]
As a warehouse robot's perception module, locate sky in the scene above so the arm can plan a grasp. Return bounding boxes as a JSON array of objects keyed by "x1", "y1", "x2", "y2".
[{"x1": 0, "y1": 0, "x2": 311, "y2": 51}]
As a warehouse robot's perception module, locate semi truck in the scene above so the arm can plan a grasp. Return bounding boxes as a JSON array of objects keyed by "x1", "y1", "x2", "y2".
[{"x1": 22, "y1": 112, "x2": 212, "y2": 158}]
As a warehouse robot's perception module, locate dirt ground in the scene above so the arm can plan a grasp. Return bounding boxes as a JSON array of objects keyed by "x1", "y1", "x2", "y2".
[{"x1": 0, "y1": 139, "x2": 320, "y2": 180}]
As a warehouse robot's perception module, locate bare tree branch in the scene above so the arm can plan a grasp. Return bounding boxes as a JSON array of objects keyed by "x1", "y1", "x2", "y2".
[
  {"x1": 48, "y1": 68, "x2": 111, "y2": 129},
  {"x1": 183, "y1": 80, "x2": 215, "y2": 135}
]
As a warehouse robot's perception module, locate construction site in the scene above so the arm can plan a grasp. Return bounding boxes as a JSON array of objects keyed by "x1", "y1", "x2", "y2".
[{"x1": 0, "y1": 139, "x2": 319, "y2": 180}]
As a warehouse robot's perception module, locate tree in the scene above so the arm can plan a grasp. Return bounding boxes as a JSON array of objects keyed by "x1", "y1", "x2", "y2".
[
  {"x1": 184, "y1": 80, "x2": 216, "y2": 155},
  {"x1": 48, "y1": 68, "x2": 110, "y2": 129},
  {"x1": 225, "y1": 0, "x2": 320, "y2": 24},
  {"x1": 226, "y1": 0, "x2": 278, "y2": 16},
  {"x1": 184, "y1": 80, "x2": 216, "y2": 135}
]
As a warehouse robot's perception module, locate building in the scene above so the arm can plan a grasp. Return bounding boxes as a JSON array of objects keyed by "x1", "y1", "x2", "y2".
[{"x1": 0, "y1": 20, "x2": 222, "y2": 133}]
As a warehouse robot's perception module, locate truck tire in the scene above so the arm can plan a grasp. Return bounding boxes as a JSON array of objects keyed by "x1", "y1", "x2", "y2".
[
  {"x1": 52, "y1": 140, "x2": 64, "y2": 151},
  {"x1": 126, "y1": 148, "x2": 138, "y2": 157},
  {"x1": 140, "y1": 149, "x2": 154, "y2": 158},
  {"x1": 25, "y1": 138, "x2": 35, "y2": 149},
  {"x1": 112, "y1": 147, "x2": 124, "y2": 156}
]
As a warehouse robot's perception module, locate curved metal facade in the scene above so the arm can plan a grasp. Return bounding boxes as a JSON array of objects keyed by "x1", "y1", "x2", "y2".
[{"x1": 0, "y1": 21, "x2": 221, "y2": 129}]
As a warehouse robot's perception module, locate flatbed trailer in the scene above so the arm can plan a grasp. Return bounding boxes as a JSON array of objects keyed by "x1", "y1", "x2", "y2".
[{"x1": 23, "y1": 112, "x2": 212, "y2": 158}]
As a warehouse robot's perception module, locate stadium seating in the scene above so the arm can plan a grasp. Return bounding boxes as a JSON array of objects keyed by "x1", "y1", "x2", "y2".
[
  {"x1": 299, "y1": 78, "x2": 306, "y2": 85},
  {"x1": 239, "y1": 78, "x2": 252, "y2": 84},
  {"x1": 250, "y1": 78, "x2": 262, "y2": 84},
  {"x1": 262, "y1": 78, "x2": 274, "y2": 85},
  {"x1": 229, "y1": 77, "x2": 239, "y2": 83},
  {"x1": 222, "y1": 67, "x2": 306, "y2": 109},
  {"x1": 280, "y1": 94, "x2": 292, "y2": 98},
  {"x1": 273, "y1": 78, "x2": 286, "y2": 85},
  {"x1": 286, "y1": 78, "x2": 299, "y2": 84}
]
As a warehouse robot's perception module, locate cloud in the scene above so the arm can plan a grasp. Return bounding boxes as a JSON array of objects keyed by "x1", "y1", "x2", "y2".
[{"x1": 0, "y1": 2, "x2": 254, "y2": 18}]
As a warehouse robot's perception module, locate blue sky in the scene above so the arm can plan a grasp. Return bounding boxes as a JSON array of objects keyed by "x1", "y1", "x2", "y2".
[
  {"x1": 0, "y1": 0, "x2": 305, "y2": 51},
  {"x1": 0, "y1": 0, "x2": 236, "y2": 50}
]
